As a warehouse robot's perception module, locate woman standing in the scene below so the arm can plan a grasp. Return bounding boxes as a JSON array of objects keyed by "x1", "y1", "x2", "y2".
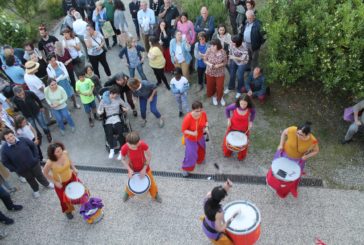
[
  {"x1": 212, "y1": 24, "x2": 232, "y2": 54},
  {"x1": 224, "y1": 35, "x2": 249, "y2": 99},
  {"x1": 46, "y1": 54, "x2": 80, "y2": 109},
  {"x1": 194, "y1": 32, "x2": 209, "y2": 91},
  {"x1": 181, "y1": 101, "x2": 208, "y2": 177},
  {"x1": 147, "y1": 36, "x2": 170, "y2": 90},
  {"x1": 223, "y1": 95, "x2": 255, "y2": 161},
  {"x1": 169, "y1": 30, "x2": 192, "y2": 79},
  {"x1": 113, "y1": 0, "x2": 128, "y2": 47},
  {"x1": 155, "y1": 20, "x2": 174, "y2": 73},
  {"x1": 127, "y1": 77, "x2": 164, "y2": 128},
  {"x1": 61, "y1": 28, "x2": 85, "y2": 77},
  {"x1": 54, "y1": 41, "x2": 77, "y2": 90},
  {"x1": 203, "y1": 39, "x2": 228, "y2": 106},
  {"x1": 176, "y1": 12, "x2": 196, "y2": 46},
  {"x1": 92, "y1": 1, "x2": 112, "y2": 49},
  {"x1": 44, "y1": 78, "x2": 76, "y2": 135},
  {"x1": 84, "y1": 24, "x2": 112, "y2": 78},
  {"x1": 43, "y1": 142, "x2": 80, "y2": 219}
]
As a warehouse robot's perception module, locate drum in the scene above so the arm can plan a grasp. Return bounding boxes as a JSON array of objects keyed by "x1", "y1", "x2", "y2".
[
  {"x1": 271, "y1": 157, "x2": 301, "y2": 182},
  {"x1": 65, "y1": 182, "x2": 89, "y2": 205},
  {"x1": 223, "y1": 200, "x2": 261, "y2": 245},
  {"x1": 127, "y1": 173, "x2": 151, "y2": 195},
  {"x1": 226, "y1": 131, "x2": 248, "y2": 152}
]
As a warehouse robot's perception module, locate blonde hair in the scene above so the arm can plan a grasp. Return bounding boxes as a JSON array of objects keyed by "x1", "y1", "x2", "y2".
[
  {"x1": 95, "y1": 1, "x2": 103, "y2": 7},
  {"x1": 126, "y1": 36, "x2": 136, "y2": 49}
]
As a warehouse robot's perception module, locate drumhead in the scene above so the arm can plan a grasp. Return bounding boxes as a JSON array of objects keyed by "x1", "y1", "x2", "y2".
[
  {"x1": 272, "y1": 157, "x2": 301, "y2": 181},
  {"x1": 65, "y1": 182, "x2": 85, "y2": 200},
  {"x1": 223, "y1": 200, "x2": 261, "y2": 235},
  {"x1": 226, "y1": 131, "x2": 247, "y2": 147},
  {"x1": 128, "y1": 173, "x2": 151, "y2": 195}
]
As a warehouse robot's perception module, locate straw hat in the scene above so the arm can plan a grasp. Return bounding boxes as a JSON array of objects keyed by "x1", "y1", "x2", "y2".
[{"x1": 25, "y1": 60, "x2": 40, "y2": 74}]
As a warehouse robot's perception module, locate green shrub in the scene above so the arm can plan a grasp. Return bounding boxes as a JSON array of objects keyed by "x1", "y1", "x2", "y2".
[
  {"x1": 0, "y1": 15, "x2": 28, "y2": 47},
  {"x1": 260, "y1": 0, "x2": 364, "y2": 98},
  {"x1": 180, "y1": 0, "x2": 227, "y2": 27},
  {"x1": 47, "y1": 0, "x2": 64, "y2": 19}
]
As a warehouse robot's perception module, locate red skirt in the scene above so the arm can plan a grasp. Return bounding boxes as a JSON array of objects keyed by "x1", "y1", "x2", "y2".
[{"x1": 163, "y1": 47, "x2": 175, "y2": 73}]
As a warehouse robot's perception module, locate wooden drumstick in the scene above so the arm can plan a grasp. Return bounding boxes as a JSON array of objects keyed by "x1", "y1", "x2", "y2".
[{"x1": 214, "y1": 163, "x2": 227, "y2": 182}]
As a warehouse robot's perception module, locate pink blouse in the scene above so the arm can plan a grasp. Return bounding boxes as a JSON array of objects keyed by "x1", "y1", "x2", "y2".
[{"x1": 176, "y1": 20, "x2": 196, "y2": 45}]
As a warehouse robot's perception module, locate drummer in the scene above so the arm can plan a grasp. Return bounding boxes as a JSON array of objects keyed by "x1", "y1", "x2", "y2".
[
  {"x1": 120, "y1": 131, "x2": 162, "y2": 203},
  {"x1": 43, "y1": 142, "x2": 80, "y2": 220},
  {"x1": 277, "y1": 121, "x2": 319, "y2": 171},
  {"x1": 202, "y1": 179, "x2": 236, "y2": 245},
  {"x1": 223, "y1": 94, "x2": 256, "y2": 161}
]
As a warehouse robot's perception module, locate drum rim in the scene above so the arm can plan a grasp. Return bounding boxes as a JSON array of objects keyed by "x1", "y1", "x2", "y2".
[
  {"x1": 223, "y1": 200, "x2": 261, "y2": 235},
  {"x1": 127, "y1": 173, "x2": 151, "y2": 195},
  {"x1": 271, "y1": 157, "x2": 301, "y2": 181},
  {"x1": 65, "y1": 181, "x2": 85, "y2": 199},
  {"x1": 226, "y1": 130, "x2": 248, "y2": 147}
]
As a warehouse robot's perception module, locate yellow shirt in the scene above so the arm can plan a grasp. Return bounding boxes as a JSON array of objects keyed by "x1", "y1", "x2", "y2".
[
  {"x1": 283, "y1": 126, "x2": 318, "y2": 159},
  {"x1": 50, "y1": 151, "x2": 73, "y2": 183},
  {"x1": 148, "y1": 47, "x2": 166, "y2": 69}
]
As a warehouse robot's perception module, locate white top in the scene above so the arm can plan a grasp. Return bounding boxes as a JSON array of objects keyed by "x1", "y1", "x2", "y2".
[
  {"x1": 85, "y1": 31, "x2": 104, "y2": 56},
  {"x1": 170, "y1": 76, "x2": 188, "y2": 91},
  {"x1": 62, "y1": 37, "x2": 82, "y2": 59},
  {"x1": 73, "y1": 19, "x2": 88, "y2": 38},
  {"x1": 175, "y1": 44, "x2": 185, "y2": 63},
  {"x1": 16, "y1": 124, "x2": 35, "y2": 140},
  {"x1": 24, "y1": 73, "x2": 45, "y2": 100}
]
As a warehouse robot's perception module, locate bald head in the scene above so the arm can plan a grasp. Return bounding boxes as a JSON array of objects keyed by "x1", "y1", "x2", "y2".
[
  {"x1": 200, "y1": 6, "x2": 208, "y2": 20},
  {"x1": 246, "y1": 10, "x2": 255, "y2": 23}
]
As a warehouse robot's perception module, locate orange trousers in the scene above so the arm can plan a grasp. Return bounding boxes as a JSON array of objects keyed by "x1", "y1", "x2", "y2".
[
  {"x1": 125, "y1": 169, "x2": 158, "y2": 199},
  {"x1": 211, "y1": 234, "x2": 233, "y2": 245}
]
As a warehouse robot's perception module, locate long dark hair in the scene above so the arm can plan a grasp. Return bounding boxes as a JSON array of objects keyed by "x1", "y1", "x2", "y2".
[
  {"x1": 298, "y1": 121, "x2": 312, "y2": 135},
  {"x1": 47, "y1": 142, "x2": 65, "y2": 161},
  {"x1": 235, "y1": 94, "x2": 254, "y2": 109},
  {"x1": 204, "y1": 186, "x2": 227, "y2": 221},
  {"x1": 114, "y1": 0, "x2": 125, "y2": 10}
]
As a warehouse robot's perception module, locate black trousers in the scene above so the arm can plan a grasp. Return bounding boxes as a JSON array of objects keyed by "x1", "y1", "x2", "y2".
[
  {"x1": 197, "y1": 67, "x2": 206, "y2": 85},
  {"x1": 89, "y1": 52, "x2": 111, "y2": 77},
  {"x1": 18, "y1": 163, "x2": 49, "y2": 192},
  {"x1": 152, "y1": 68, "x2": 170, "y2": 89},
  {"x1": 104, "y1": 122, "x2": 125, "y2": 149},
  {"x1": 0, "y1": 186, "x2": 14, "y2": 210},
  {"x1": 121, "y1": 90, "x2": 135, "y2": 110}
]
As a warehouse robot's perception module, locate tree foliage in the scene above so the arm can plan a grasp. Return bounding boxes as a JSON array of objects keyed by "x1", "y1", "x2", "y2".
[{"x1": 260, "y1": 0, "x2": 364, "y2": 98}]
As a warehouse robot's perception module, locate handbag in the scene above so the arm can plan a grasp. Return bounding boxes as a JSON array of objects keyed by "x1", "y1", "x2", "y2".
[
  {"x1": 101, "y1": 21, "x2": 115, "y2": 39},
  {"x1": 91, "y1": 35, "x2": 107, "y2": 53}
]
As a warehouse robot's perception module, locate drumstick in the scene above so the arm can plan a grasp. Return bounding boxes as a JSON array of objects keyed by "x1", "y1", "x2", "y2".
[{"x1": 214, "y1": 163, "x2": 226, "y2": 182}]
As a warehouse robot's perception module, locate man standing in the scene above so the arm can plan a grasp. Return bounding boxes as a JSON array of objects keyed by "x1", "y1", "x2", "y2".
[
  {"x1": 158, "y1": 0, "x2": 179, "y2": 31},
  {"x1": 38, "y1": 25, "x2": 59, "y2": 59},
  {"x1": 242, "y1": 10, "x2": 265, "y2": 70},
  {"x1": 225, "y1": 0, "x2": 243, "y2": 35},
  {"x1": 194, "y1": 6, "x2": 215, "y2": 41},
  {"x1": 137, "y1": 1, "x2": 156, "y2": 52},
  {"x1": 1, "y1": 129, "x2": 53, "y2": 198},
  {"x1": 129, "y1": 0, "x2": 141, "y2": 40},
  {"x1": 342, "y1": 100, "x2": 364, "y2": 144},
  {"x1": 73, "y1": 11, "x2": 89, "y2": 57},
  {"x1": 0, "y1": 186, "x2": 23, "y2": 239}
]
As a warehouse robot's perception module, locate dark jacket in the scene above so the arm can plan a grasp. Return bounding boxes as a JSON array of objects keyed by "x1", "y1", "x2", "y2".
[
  {"x1": 1, "y1": 137, "x2": 39, "y2": 173},
  {"x1": 12, "y1": 91, "x2": 43, "y2": 118},
  {"x1": 242, "y1": 19, "x2": 265, "y2": 51},
  {"x1": 129, "y1": 0, "x2": 141, "y2": 19},
  {"x1": 194, "y1": 15, "x2": 215, "y2": 41},
  {"x1": 119, "y1": 45, "x2": 145, "y2": 65},
  {"x1": 104, "y1": 72, "x2": 131, "y2": 94}
]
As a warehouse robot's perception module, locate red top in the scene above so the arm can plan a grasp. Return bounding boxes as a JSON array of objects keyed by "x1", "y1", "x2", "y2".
[
  {"x1": 230, "y1": 108, "x2": 250, "y2": 133},
  {"x1": 121, "y1": 141, "x2": 150, "y2": 172},
  {"x1": 182, "y1": 111, "x2": 208, "y2": 141}
]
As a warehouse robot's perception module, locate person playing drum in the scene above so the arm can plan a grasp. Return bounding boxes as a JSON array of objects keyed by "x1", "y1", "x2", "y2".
[
  {"x1": 223, "y1": 94, "x2": 256, "y2": 161},
  {"x1": 181, "y1": 101, "x2": 209, "y2": 177},
  {"x1": 120, "y1": 131, "x2": 162, "y2": 203},
  {"x1": 277, "y1": 122, "x2": 319, "y2": 171},
  {"x1": 202, "y1": 179, "x2": 238, "y2": 245},
  {"x1": 43, "y1": 142, "x2": 80, "y2": 220}
]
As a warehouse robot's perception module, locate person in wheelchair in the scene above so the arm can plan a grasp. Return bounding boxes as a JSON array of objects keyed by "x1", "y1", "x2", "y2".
[{"x1": 97, "y1": 85, "x2": 129, "y2": 160}]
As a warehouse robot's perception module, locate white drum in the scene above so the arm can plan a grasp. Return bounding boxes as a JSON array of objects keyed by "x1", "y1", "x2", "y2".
[
  {"x1": 65, "y1": 182, "x2": 88, "y2": 204},
  {"x1": 226, "y1": 131, "x2": 248, "y2": 152},
  {"x1": 271, "y1": 157, "x2": 301, "y2": 182},
  {"x1": 127, "y1": 173, "x2": 151, "y2": 195}
]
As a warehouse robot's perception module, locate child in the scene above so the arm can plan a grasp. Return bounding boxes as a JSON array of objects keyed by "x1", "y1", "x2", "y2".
[
  {"x1": 120, "y1": 131, "x2": 162, "y2": 203},
  {"x1": 170, "y1": 67, "x2": 190, "y2": 117},
  {"x1": 75, "y1": 72, "x2": 98, "y2": 127},
  {"x1": 14, "y1": 115, "x2": 44, "y2": 165},
  {"x1": 194, "y1": 32, "x2": 209, "y2": 91},
  {"x1": 85, "y1": 65, "x2": 102, "y2": 101}
]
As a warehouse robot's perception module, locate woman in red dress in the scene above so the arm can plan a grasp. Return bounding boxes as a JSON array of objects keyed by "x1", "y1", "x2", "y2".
[{"x1": 223, "y1": 94, "x2": 256, "y2": 160}]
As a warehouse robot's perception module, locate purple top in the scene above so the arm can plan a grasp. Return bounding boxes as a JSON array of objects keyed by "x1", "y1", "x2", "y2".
[{"x1": 225, "y1": 103, "x2": 256, "y2": 122}]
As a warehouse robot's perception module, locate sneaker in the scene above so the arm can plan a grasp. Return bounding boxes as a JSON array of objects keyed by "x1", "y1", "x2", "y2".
[
  {"x1": 122, "y1": 192, "x2": 130, "y2": 202},
  {"x1": 235, "y1": 92, "x2": 241, "y2": 99},
  {"x1": 47, "y1": 182, "x2": 54, "y2": 189},
  {"x1": 108, "y1": 149, "x2": 115, "y2": 159},
  {"x1": 65, "y1": 212, "x2": 74, "y2": 220},
  {"x1": 46, "y1": 133, "x2": 52, "y2": 143},
  {"x1": 224, "y1": 88, "x2": 232, "y2": 94},
  {"x1": 179, "y1": 111, "x2": 184, "y2": 118},
  {"x1": 89, "y1": 118, "x2": 94, "y2": 127},
  {"x1": 212, "y1": 96, "x2": 218, "y2": 106},
  {"x1": 74, "y1": 104, "x2": 81, "y2": 109},
  {"x1": 8, "y1": 204, "x2": 23, "y2": 211},
  {"x1": 133, "y1": 110, "x2": 138, "y2": 117},
  {"x1": 117, "y1": 152, "x2": 122, "y2": 161},
  {"x1": 60, "y1": 130, "x2": 65, "y2": 136},
  {"x1": 141, "y1": 120, "x2": 147, "y2": 128},
  {"x1": 0, "y1": 230, "x2": 8, "y2": 239},
  {"x1": 182, "y1": 171, "x2": 189, "y2": 177},
  {"x1": 0, "y1": 217, "x2": 14, "y2": 225},
  {"x1": 154, "y1": 193, "x2": 162, "y2": 203},
  {"x1": 159, "y1": 118, "x2": 165, "y2": 128},
  {"x1": 71, "y1": 127, "x2": 76, "y2": 133},
  {"x1": 220, "y1": 98, "x2": 226, "y2": 106},
  {"x1": 33, "y1": 191, "x2": 40, "y2": 199},
  {"x1": 18, "y1": 176, "x2": 27, "y2": 183}
]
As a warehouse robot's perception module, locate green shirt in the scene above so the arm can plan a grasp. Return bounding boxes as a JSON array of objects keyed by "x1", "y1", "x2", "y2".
[
  {"x1": 104, "y1": 0, "x2": 115, "y2": 21},
  {"x1": 76, "y1": 78, "x2": 95, "y2": 104}
]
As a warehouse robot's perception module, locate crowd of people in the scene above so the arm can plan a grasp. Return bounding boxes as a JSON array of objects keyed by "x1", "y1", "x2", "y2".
[{"x1": 0, "y1": 0, "x2": 357, "y2": 242}]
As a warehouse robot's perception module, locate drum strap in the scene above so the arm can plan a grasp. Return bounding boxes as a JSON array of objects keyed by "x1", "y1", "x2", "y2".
[{"x1": 203, "y1": 218, "x2": 222, "y2": 240}]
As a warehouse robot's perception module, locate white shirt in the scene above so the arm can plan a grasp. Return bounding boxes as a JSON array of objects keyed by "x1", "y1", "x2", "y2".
[
  {"x1": 62, "y1": 37, "x2": 82, "y2": 59},
  {"x1": 73, "y1": 19, "x2": 88, "y2": 38},
  {"x1": 24, "y1": 73, "x2": 45, "y2": 100},
  {"x1": 170, "y1": 76, "x2": 188, "y2": 91},
  {"x1": 175, "y1": 44, "x2": 185, "y2": 63},
  {"x1": 16, "y1": 124, "x2": 35, "y2": 140}
]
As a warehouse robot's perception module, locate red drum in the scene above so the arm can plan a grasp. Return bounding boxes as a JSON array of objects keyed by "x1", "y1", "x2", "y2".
[
  {"x1": 223, "y1": 200, "x2": 261, "y2": 245},
  {"x1": 65, "y1": 182, "x2": 89, "y2": 205},
  {"x1": 226, "y1": 131, "x2": 248, "y2": 152}
]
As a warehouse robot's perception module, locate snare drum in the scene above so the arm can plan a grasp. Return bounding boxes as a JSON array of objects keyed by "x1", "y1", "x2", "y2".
[
  {"x1": 127, "y1": 173, "x2": 151, "y2": 195},
  {"x1": 65, "y1": 182, "x2": 89, "y2": 205},
  {"x1": 271, "y1": 157, "x2": 301, "y2": 182},
  {"x1": 226, "y1": 131, "x2": 248, "y2": 152},
  {"x1": 223, "y1": 200, "x2": 261, "y2": 245}
]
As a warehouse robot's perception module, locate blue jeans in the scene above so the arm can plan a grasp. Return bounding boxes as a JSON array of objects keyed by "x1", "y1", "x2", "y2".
[
  {"x1": 129, "y1": 63, "x2": 147, "y2": 80},
  {"x1": 174, "y1": 92, "x2": 189, "y2": 113},
  {"x1": 51, "y1": 107, "x2": 75, "y2": 130},
  {"x1": 27, "y1": 112, "x2": 49, "y2": 134},
  {"x1": 228, "y1": 61, "x2": 248, "y2": 92},
  {"x1": 139, "y1": 95, "x2": 161, "y2": 120}
]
